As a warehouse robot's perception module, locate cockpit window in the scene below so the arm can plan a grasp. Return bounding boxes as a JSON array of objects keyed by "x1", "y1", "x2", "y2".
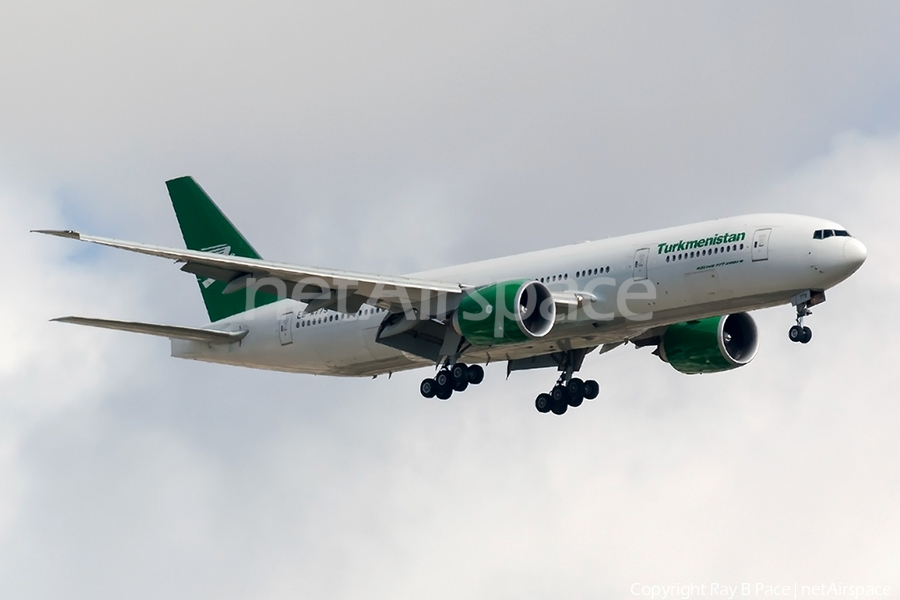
[{"x1": 813, "y1": 229, "x2": 852, "y2": 239}]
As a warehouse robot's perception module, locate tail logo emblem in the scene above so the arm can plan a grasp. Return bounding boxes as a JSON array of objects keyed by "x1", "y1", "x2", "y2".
[
  {"x1": 201, "y1": 243, "x2": 232, "y2": 255},
  {"x1": 199, "y1": 244, "x2": 234, "y2": 287}
]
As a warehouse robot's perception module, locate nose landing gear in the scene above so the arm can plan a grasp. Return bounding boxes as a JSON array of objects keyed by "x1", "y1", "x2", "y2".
[
  {"x1": 789, "y1": 323, "x2": 812, "y2": 344},
  {"x1": 788, "y1": 291, "x2": 820, "y2": 344},
  {"x1": 420, "y1": 363, "x2": 485, "y2": 400}
]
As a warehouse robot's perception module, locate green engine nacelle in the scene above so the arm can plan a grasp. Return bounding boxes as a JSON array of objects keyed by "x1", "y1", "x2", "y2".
[
  {"x1": 660, "y1": 313, "x2": 759, "y2": 374},
  {"x1": 452, "y1": 279, "x2": 555, "y2": 346}
]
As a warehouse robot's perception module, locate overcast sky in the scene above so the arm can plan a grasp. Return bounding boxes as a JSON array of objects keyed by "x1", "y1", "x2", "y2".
[{"x1": 1, "y1": 3, "x2": 899, "y2": 599}]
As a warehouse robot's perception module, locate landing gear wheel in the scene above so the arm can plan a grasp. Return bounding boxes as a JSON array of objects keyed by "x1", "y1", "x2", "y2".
[
  {"x1": 550, "y1": 385, "x2": 568, "y2": 404},
  {"x1": 420, "y1": 378, "x2": 437, "y2": 398},
  {"x1": 435, "y1": 370, "x2": 451, "y2": 388},
  {"x1": 566, "y1": 378, "x2": 585, "y2": 407},
  {"x1": 550, "y1": 396, "x2": 568, "y2": 415},
  {"x1": 789, "y1": 325, "x2": 804, "y2": 343},
  {"x1": 435, "y1": 384, "x2": 453, "y2": 401},
  {"x1": 535, "y1": 393, "x2": 552, "y2": 413},
  {"x1": 801, "y1": 326, "x2": 812, "y2": 344},
  {"x1": 583, "y1": 380, "x2": 600, "y2": 400},
  {"x1": 453, "y1": 378, "x2": 469, "y2": 392},
  {"x1": 467, "y1": 364, "x2": 484, "y2": 385},
  {"x1": 549, "y1": 386, "x2": 569, "y2": 414},
  {"x1": 450, "y1": 363, "x2": 468, "y2": 383}
]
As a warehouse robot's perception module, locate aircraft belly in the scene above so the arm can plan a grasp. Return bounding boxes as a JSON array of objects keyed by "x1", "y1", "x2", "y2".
[
  {"x1": 361, "y1": 322, "x2": 427, "y2": 371},
  {"x1": 306, "y1": 319, "x2": 425, "y2": 376}
]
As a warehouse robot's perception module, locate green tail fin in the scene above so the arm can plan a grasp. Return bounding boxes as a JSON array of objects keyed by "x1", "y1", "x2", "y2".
[{"x1": 166, "y1": 176, "x2": 276, "y2": 322}]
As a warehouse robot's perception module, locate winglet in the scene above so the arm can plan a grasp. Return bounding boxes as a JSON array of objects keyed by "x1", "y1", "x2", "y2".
[{"x1": 31, "y1": 229, "x2": 82, "y2": 239}]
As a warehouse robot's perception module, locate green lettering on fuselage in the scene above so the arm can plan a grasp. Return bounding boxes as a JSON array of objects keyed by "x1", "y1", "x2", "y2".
[{"x1": 656, "y1": 232, "x2": 745, "y2": 254}]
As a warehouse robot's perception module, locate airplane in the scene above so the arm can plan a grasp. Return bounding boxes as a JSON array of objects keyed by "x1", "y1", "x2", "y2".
[{"x1": 35, "y1": 177, "x2": 868, "y2": 415}]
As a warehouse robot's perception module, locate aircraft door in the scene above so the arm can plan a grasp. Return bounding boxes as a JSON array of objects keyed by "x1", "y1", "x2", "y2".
[
  {"x1": 633, "y1": 248, "x2": 650, "y2": 281},
  {"x1": 752, "y1": 229, "x2": 771, "y2": 262},
  {"x1": 279, "y1": 311, "x2": 294, "y2": 345}
]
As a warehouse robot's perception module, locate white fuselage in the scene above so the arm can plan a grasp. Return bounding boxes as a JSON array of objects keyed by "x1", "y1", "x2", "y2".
[{"x1": 172, "y1": 214, "x2": 867, "y2": 376}]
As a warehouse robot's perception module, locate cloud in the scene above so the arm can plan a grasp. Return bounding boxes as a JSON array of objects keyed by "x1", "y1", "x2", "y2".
[
  {"x1": 1, "y1": 4, "x2": 899, "y2": 598},
  {"x1": 1, "y1": 131, "x2": 897, "y2": 599}
]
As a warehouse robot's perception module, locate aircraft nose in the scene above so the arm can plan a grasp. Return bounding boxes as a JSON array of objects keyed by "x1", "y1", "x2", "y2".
[{"x1": 843, "y1": 238, "x2": 867, "y2": 270}]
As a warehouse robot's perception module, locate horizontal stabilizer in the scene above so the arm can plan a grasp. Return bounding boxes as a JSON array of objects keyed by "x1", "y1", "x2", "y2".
[{"x1": 52, "y1": 316, "x2": 248, "y2": 344}]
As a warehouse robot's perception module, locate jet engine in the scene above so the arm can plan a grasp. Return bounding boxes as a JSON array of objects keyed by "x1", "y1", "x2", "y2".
[
  {"x1": 659, "y1": 312, "x2": 759, "y2": 374},
  {"x1": 452, "y1": 279, "x2": 555, "y2": 346}
]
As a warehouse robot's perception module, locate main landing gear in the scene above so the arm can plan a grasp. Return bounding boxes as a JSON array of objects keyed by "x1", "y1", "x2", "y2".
[
  {"x1": 535, "y1": 374, "x2": 600, "y2": 415},
  {"x1": 420, "y1": 363, "x2": 485, "y2": 400}
]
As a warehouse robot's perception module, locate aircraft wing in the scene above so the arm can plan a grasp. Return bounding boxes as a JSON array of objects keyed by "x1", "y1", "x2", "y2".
[
  {"x1": 35, "y1": 230, "x2": 596, "y2": 318},
  {"x1": 34, "y1": 230, "x2": 465, "y2": 313}
]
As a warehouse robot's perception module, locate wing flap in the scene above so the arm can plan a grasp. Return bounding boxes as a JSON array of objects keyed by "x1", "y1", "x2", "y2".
[{"x1": 52, "y1": 316, "x2": 248, "y2": 344}]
